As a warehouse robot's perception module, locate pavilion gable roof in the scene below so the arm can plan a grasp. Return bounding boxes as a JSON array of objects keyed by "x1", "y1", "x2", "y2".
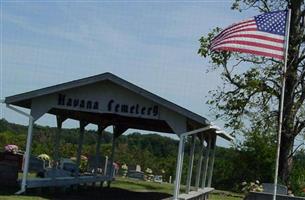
[{"x1": 5, "y1": 72, "x2": 210, "y2": 127}]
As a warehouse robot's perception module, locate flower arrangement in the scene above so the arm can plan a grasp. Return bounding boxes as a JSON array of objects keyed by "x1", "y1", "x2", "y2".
[
  {"x1": 38, "y1": 154, "x2": 50, "y2": 161},
  {"x1": 70, "y1": 157, "x2": 77, "y2": 161},
  {"x1": 145, "y1": 168, "x2": 154, "y2": 181},
  {"x1": 81, "y1": 155, "x2": 88, "y2": 161},
  {"x1": 121, "y1": 164, "x2": 128, "y2": 177},
  {"x1": 145, "y1": 168, "x2": 153, "y2": 174},
  {"x1": 70, "y1": 155, "x2": 88, "y2": 161},
  {"x1": 121, "y1": 164, "x2": 128, "y2": 170},
  {"x1": 38, "y1": 154, "x2": 51, "y2": 168},
  {"x1": 70, "y1": 155, "x2": 88, "y2": 172},
  {"x1": 241, "y1": 180, "x2": 263, "y2": 193},
  {"x1": 4, "y1": 144, "x2": 19, "y2": 154}
]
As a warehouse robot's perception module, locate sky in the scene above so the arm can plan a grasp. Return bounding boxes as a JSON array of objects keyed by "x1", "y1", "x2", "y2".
[{"x1": 0, "y1": 1, "x2": 258, "y2": 146}]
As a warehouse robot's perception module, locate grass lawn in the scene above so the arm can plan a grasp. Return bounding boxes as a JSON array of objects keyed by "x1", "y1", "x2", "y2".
[
  {"x1": 0, "y1": 196, "x2": 48, "y2": 200},
  {"x1": 112, "y1": 177, "x2": 174, "y2": 194},
  {"x1": 112, "y1": 177, "x2": 244, "y2": 200},
  {"x1": 0, "y1": 177, "x2": 244, "y2": 200}
]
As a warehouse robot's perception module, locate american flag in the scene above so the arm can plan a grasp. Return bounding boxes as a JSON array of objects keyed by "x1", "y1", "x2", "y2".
[{"x1": 210, "y1": 10, "x2": 288, "y2": 60}]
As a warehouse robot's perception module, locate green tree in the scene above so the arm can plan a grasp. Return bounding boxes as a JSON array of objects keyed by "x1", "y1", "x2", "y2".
[
  {"x1": 236, "y1": 127, "x2": 276, "y2": 183},
  {"x1": 290, "y1": 150, "x2": 305, "y2": 195},
  {"x1": 198, "y1": 0, "x2": 305, "y2": 184}
]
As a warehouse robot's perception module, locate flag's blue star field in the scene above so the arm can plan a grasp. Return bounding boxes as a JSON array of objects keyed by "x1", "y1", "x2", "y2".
[{"x1": 255, "y1": 11, "x2": 287, "y2": 36}]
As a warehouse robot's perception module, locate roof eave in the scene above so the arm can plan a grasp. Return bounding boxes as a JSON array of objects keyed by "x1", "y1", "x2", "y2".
[{"x1": 3, "y1": 72, "x2": 210, "y2": 127}]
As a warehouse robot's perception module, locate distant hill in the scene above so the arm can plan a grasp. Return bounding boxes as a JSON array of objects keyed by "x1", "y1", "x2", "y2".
[
  {"x1": 0, "y1": 118, "x2": 179, "y2": 177},
  {"x1": 0, "y1": 118, "x2": 237, "y2": 189}
]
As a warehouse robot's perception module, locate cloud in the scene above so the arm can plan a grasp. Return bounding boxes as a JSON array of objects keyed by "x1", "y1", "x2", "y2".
[{"x1": 2, "y1": 3, "x2": 234, "y2": 144}]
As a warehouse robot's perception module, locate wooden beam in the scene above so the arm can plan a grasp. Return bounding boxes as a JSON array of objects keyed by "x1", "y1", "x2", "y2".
[
  {"x1": 195, "y1": 141, "x2": 205, "y2": 190},
  {"x1": 94, "y1": 125, "x2": 106, "y2": 177},
  {"x1": 201, "y1": 135, "x2": 211, "y2": 188},
  {"x1": 207, "y1": 135, "x2": 217, "y2": 187},
  {"x1": 75, "y1": 121, "x2": 88, "y2": 178},
  {"x1": 186, "y1": 135, "x2": 196, "y2": 193}
]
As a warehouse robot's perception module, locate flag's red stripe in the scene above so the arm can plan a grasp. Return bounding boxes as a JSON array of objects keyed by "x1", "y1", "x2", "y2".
[
  {"x1": 219, "y1": 19, "x2": 255, "y2": 35},
  {"x1": 213, "y1": 46, "x2": 284, "y2": 60},
  {"x1": 213, "y1": 28, "x2": 258, "y2": 43},
  {"x1": 212, "y1": 40, "x2": 284, "y2": 51},
  {"x1": 214, "y1": 20, "x2": 256, "y2": 40},
  {"x1": 212, "y1": 33, "x2": 284, "y2": 46},
  {"x1": 212, "y1": 27, "x2": 258, "y2": 45}
]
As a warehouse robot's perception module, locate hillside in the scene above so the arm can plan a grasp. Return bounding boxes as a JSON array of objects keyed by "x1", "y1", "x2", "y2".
[
  {"x1": 0, "y1": 118, "x2": 274, "y2": 193},
  {"x1": 0, "y1": 118, "x2": 232, "y2": 183},
  {"x1": 0, "y1": 119, "x2": 179, "y2": 179}
]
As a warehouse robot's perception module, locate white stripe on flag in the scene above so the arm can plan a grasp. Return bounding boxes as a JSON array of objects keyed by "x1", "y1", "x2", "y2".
[
  {"x1": 213, "y1": 31, "x2": 285, "y2": 41},
  {"x1": 224, "y1": 18, "x2": 254, "y2": 30},
  {"x1": 212, "y1": 37, "x2": 285, "y2": 48},
  {"x1": 213, "y1": 25, "x2": 258, "y2": 42},
  {"x1": 223, "y1": 21, "x2": 256, "y2": 32},
  {"x1": 212, "y1": 43, "x2": 284, "y2": 56},
  {"x1": 215, "y1": 20, "x2": 256, "y2": 38}
]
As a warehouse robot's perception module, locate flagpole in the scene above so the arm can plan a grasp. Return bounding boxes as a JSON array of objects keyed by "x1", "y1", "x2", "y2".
[{"x1": 273, "y1": 9, "x2": 291, "y2": 200}]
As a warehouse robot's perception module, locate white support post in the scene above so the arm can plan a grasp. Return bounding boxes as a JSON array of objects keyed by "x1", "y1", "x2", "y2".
[
  {"x1": 195, "y1": 142, "x2": 205, "y2": 190},
  {"x1": 109, "y1": 133, "x2": 116, "y2": 178},
  {"x1": 186, "y1": 135, "x2": 196, "y2": 193},
  {"x1": 17, "y1": 116, "x2": 34, "y2": 194},
  {"x1": 52, "y1": 116, "x2": 63, "y2": 181},
  {"x1": 6, "y1": 104, "x2": 34, "y2": 194},
  {"x1": 94, "y1": 126, "x2": 103, "y2": 177},
  {"x1": 201, "y1": 136, "x2": 211, "y2": 188},
  {"x1": 177, "y1": 136, "x2": 185, "y2": 195},
  {"x1": 173, "y1": 135, "x2": 185, "y2": 200},
  {"x1": 53, "y1": 124, "x2": 61, "y2": 167},
  {"x1": 108, "y1": 125, "x2": 127, "y2": 181},
  {"x1": 207, "y1": 135, "x2": 217, "y2": 187},
  {"x1": 75, "y1": 121, "x2": 85, "y2": 178},
  {"x1": 104, "y1": 156, "x2": 108, "y2": 176},
  {"x1": 107, "y1": 128, "x2": 117, "y2": 188}
]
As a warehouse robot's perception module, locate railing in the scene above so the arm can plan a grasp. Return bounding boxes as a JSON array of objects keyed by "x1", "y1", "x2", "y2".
[{"x1": 166, "y1": 188, "x2": 214, "y2": 200}]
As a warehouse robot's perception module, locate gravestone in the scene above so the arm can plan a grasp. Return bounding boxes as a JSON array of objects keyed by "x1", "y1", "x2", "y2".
[
  {"x1": 29, "y1": 156, "x2": 44, "y2": 172},
  {"x1": 0, "y1": 152, "x2": 23, "y2": 170},
  {"x1": 246, "y1": 192, "x2": 305, "y2": 200},
  {"x1": 0, "y1": 152, "x2": 21, "y2": 186},
  {"x1": 127, "y1": 170, "x2": 145, "y2": 180},
  {"x1": 0, "y1": 163, "x2": 18, "y2": 186},
  {"x1": 262, "y1": 183, "x2": 288, "y2": 195},
  {"x1": 128, "y1": 164, "x2": 141, "y2": 172},
  {"x1": 246, "y1": 183, "x2": 305, "y2": 200}
]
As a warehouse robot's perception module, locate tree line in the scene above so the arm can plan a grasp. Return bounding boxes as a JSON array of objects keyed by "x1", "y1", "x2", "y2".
[{"x1": 1, "y1": 118, "x2": 305, "y2": 195}]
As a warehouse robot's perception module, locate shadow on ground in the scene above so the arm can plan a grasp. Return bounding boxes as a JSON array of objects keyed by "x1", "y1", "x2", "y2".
[{"x1": 0, "y1": 186, "x2": 172, "y2": 200}]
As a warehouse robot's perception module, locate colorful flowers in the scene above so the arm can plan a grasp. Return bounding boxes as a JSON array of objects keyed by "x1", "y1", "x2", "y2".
[
  {"x1": 4, "y1": 144, "x2": 19, "y2": 154},
  {"x1": 145, "y1": 168, "x2": 153, "y2": 174},
  {"x1": 121, "y1": 164, "x2": 128, "y2": 170},
  {"x1": 38, "y1": 154, "x2": 50, "y2": 161},
  {"x1": 81, "y1": 155, "x2": 88, "y2": 161},
  {"x1": 241, "y1": 180, "x2": 263, "y2": 193}
]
